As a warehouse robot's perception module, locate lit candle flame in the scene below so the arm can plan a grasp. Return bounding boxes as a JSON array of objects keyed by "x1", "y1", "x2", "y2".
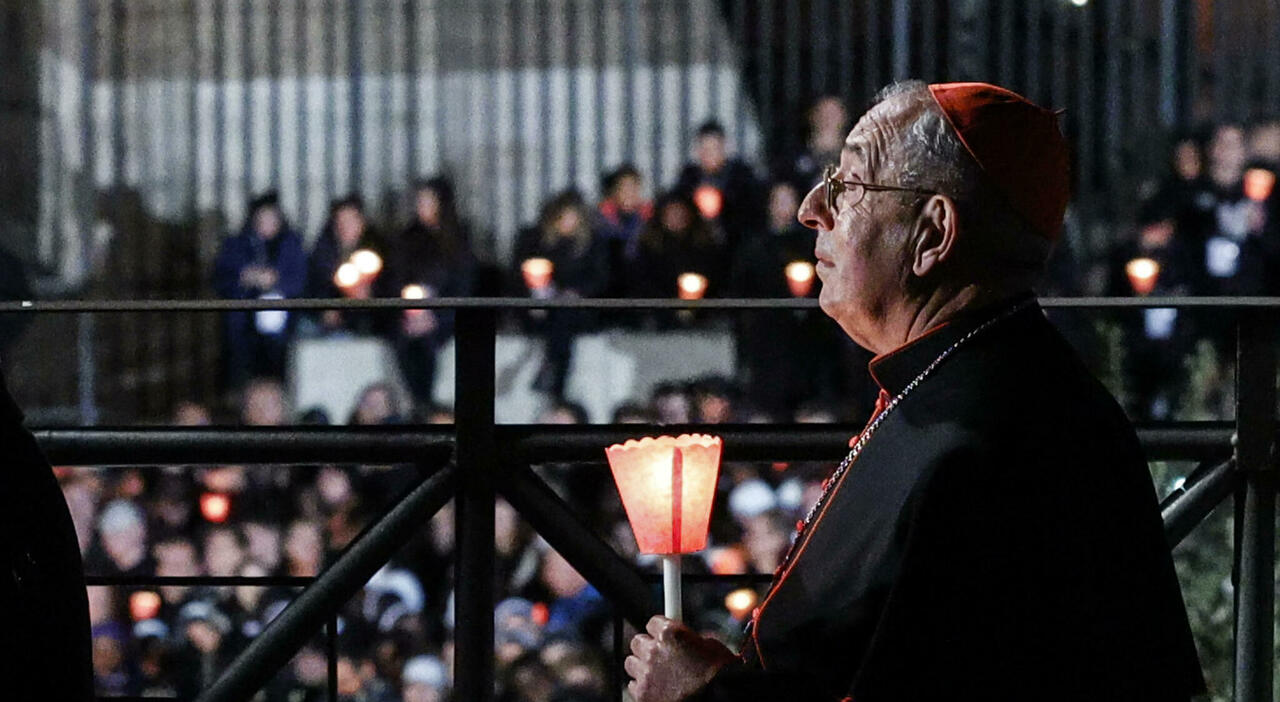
[
  {"x1": 129, "y1": 591, "x2": 163, "y2": 621},
  {"x1": 521, "y1": 257, "x2": 555, "y2": 290},
  {"x1": 692, "y1": 185, "x2": 724, "y2": 220},
  {"x1": 334, "y1": 262, "x2": 361, "y2": 289},
  {"x1": 1245, "y1": 168, "x2": 1276, "y2": 202},
  {"x1": 1125, "y1": 257, "x2": 1160, "y2": 296},
  {"x1": 351, "y1": 249, "x2": 383, "y2": 276},
  {"x1": 724, "y1": 588, "x2": 758, "y2": 620},
  {"x1": 785, "y1": 261, "x2": 816, "y2": 297},
  {"x1": 677, "y1": 272, "x2": 708, "y2": 300},
  {"x1": 401, "y1": 284, "x2": 427, "y2": 300}
]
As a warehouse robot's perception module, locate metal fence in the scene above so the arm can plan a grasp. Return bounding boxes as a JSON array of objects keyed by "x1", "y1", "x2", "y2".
[
  {"x1": 13, "y1": 296, "x2": 1278, "y2": 702},
  {"x1": 32, "y1": 0, "x2": 1280, "y2": 277}
]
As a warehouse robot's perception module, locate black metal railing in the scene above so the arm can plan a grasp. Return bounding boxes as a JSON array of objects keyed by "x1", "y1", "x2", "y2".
[{"x1": 10, "y1": 296, "x2": 1277, "y2": 702}]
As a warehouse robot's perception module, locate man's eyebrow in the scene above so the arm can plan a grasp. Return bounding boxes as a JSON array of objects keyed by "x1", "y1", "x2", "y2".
[{"x1": 842, "y1": 140, "x2": 866, "y2": 158}]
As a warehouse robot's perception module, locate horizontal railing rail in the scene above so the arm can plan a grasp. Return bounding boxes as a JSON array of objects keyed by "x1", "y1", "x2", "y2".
[{"x1": 18, "y1": 298, "x2": 1273, "y2": 702}]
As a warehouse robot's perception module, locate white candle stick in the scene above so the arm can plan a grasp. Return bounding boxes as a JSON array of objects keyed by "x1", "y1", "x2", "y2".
[{"x1": 662, "y1": 554, "x2": 683, "y2": 621}]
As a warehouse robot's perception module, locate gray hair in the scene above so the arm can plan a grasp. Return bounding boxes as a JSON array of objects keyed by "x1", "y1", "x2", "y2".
[{"x1": 873, "y1": 80, "x2": 1052, "y2": 276}]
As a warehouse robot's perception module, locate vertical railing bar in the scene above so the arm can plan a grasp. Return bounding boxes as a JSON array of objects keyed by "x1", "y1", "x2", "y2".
[
  {"x1": 380, "y1": 0, "x2": 394, "y2": 211},
  {"x1": 836, "y1": 0, "x2": 852, "y2": 106},
  {"x1": 1232, "y1": 310, "x2": 1277, "y2": 702},
  {"x1": 297, "y1": 0, "x2": 310, "y2": 231},
  {"x1": 1023, "y1": 0, "x2": 1039, "y2": 100},
  {"x1": 756, "y1": 0, "x2": 773, "y2": 154},
  {"x1": 326, "y1": 612, "x2": 338, "y2": 702},
  {"x1": 996, "y1": 0, "x2": 1014, "y2": 87},
  {"x1": 1102, "y1": 0, "x2": 1122, "y2": 190},
  {"x1": 453, "y1": 308, "x2": 497, "y2": 702},
  {"x1": 323, "y1": 0, "x2": 335, "y2": 200},
  {"x1": 403, "y1": 0, "x2": 418, "y2": 180},
  {"x1": 707, "y1": 0, "x2": 722, "y2": 118},
  {"x1": 733, "y1": 0, "x2": 749, "y2": 151},
  {"x1": 622, "y1": 0, "x2": 637, "y2": 163},
  {"x1": 539, "y1": 0, "x2": 553, "y2": 198},
  {"x1": 1157, "y1": 0, "x2": 1178, "y2": 127},
  {"x1": 863, "y1": 0, "x2": 880, "y2": 98},
  {"x1": 269, "y1": 0, "x2": 282, "y2": 190},
  {"x1": 921, "y1": 0, "x2": 937, "y2": 83},
  {"x1": 242, "y1": 0, "x2": 254, "y2": 199},
  {"x1": 649, "y1": 0, "x2": 664, "y2": 187},
  {"x1": 347, "y1": 0, "x2": 363, "y2": 194},
  {"x1": 781, "y1": 0, "x2": 800, "y2": 158},
  {"x1": 891, "y1": 0, "x2": 911, "y2": 81},
  {"x1": 679, "y1": 0, "x2": 692, "y2": 158},
  {"x1": 810, "y1": 0, "x2": 829, "y2": 94},
  {"x1": 567, "y1": 0, "x2": 581, "y2": 187}
]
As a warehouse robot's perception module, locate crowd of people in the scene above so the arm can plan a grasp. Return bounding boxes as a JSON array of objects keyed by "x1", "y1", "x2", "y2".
[
  {"x1": 71, "y1": 376, "x2": 841, "y2": 700},
  {"x1": 213, "y1": 99, "x2": 864, "y2": 418},
  {"x1": 88, "y1": 95, "x2": 1280, "y2": 698}
]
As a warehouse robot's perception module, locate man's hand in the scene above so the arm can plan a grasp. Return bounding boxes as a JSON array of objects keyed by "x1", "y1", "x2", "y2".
[{"x1": 625, "y1": 616, "x2": 737, "y2": 702}]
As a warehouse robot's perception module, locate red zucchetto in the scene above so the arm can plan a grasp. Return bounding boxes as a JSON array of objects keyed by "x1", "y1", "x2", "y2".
[{"x1": 928, "y1": 82, "x2": 1070, "y2": 240}]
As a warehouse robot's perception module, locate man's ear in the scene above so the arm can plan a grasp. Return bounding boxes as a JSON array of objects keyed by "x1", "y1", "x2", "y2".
[{"x1": 911, "y1": 195, "x2": 959, "y2": 277}]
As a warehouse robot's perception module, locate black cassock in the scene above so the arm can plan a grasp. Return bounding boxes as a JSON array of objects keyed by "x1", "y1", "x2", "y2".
[
  {"x1": 0, "y1": 370, "x2": 93, "y2": 700},
  {"x1": 696, "y1": 296, "x2": 1205, "y2": 702}
]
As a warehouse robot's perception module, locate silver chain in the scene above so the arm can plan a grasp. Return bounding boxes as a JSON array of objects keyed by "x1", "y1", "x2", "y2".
[{"x1": 795, "y1": 298, "x2": 1036, "y2": 532}]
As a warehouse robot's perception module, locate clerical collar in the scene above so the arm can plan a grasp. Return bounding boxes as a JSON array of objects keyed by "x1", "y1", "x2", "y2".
[{"x1": 868, "y1": 292, "x2": 1039, "y2": 396}]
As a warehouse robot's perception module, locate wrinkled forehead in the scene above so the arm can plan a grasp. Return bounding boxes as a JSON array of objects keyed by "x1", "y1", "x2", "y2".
[{"x1": 841, "y1": 96, "x2": 913, "y2": 177}]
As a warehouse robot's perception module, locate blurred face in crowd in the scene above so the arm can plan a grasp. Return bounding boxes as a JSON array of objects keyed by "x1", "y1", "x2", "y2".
[
  {"x1": 253, "y1": 205, "x2": 283, "y2": 240},
  {"x1": 769, "y1": 183, "x2": 801, "y2": 232},
  {"x1": 317, "y1": 466, "x2": 354, "y2": 508},
  {"x1": 1173, "y1": 139, "x2": 1202, "y2": 181},
  {"x1": 810, "y1": 96, "x2": 849, "y2": 144},
  {"x1": 653, "y1": 389, "x2": 691, "y2": 424},
  {"x1": 405, "y1": 682, "x2": 445, "y2": 702},
  {"x1": 243, "y1": 521, "x2": 282, "y2": 572},
  {"x1": 285, "y1": 520, "x2": 325, "y2": 575},
  {"x1": 101, "y1": 512, "x2": 147, "y2": 572},
  {"x1": 695, "y1": 133, "x2": 727, "y2": 173},
  {"x1": 62, "y1": 478, "x2": 99, "y2": 552},
  {"x1": 155, "y1": 537, "x2": 200, "y2": 602},
  {"x1": 798, "y1": 92, "x2": 919, "y2": 350},
  {"x1": 1209, "y1": 125, "x2": 1247, "y2": 189},
  {"x1": 334, "y1": 205, "x2": 366, "y2": 249},
  {"x1": 743, "y1": 513, "x2": 789, "y2": 574},
  {"x1": 352, "y1": 386, "x2": 396, "y2": 425},
  {"x1": 235, "y1": 561, "x2": 269, "y2": 611},
  {"x1": 172, "y1": 401, "x2": 212, "y2": 426},
  {"x1": 242, "y1": 381, "x2": 286, "y2": 426},
  {"x1": 1249, "y1": 121, "x2": 1280, "y2": 162},
  {"x1": 87, "y1": 586, "x2": 116, "y2": 626},
  {"x1": 659, "y1": 200, "x2": 693, "y2": 234},
  {"x1": 553, "y1": 205, "x2": 582, "y2": 238},
  {"x1": 612, "y1": 174, "x2": 644, "y2": 212},
  {"x1": 416, "y1": 188, "x2": 442, "y2": 227},
  {"x1": 537, "y1": 406, "x2": 580, "y2": 424},
  {"x1": 495, "y1": 498, "x2": 522, "y2": 556},
  {"x1": 203, "y1": 528, "x2": 245, "y2": 577},
  {"x1": 93, "y1": 634, "x2": 125, "y2": 678}
]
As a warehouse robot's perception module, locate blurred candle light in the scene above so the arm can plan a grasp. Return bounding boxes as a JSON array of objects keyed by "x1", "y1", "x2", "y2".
[
  {"x1": 401, "y1": 284, "x2": 427, "y2": 300},
  {"x1": 606, "y1": 434, "x2": 723, "y2": 621},
  {"x1": 1244, "y1": 168, "x2": 1276, "y2": 202},
  {"x1": 351, "y1": 249, "x2": 383, "y2": 276},
  {"x1": 334, "y1": 262, "x2": 361, "y2": 290},
  {"x1": 129, "y1": 591, "x2": 162, "y2": 621},
  {"x1": 521, "y1": 257, "x2": 554, "y2": 290},
  {"x1": 785, "y1": 261, "x2": 816, "y2": 297},
  {"x1": 677, "y1": 273, "x2": 708, "y2": 300},
  {"x1": 692, "y1": 185, "x2": 724, "y2": 220},
  {"x1": 200, "y1": 492, "x2": 232, "y2": 524},
  {"x1": 1125, "y1": 257, "x2": 1160, "y2": 296},
  {"x1": 725, "y1": 588, "x2": 758, "y2": 620}
]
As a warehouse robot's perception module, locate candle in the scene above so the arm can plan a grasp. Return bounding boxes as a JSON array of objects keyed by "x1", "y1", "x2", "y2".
[
  {"x1": 785, "y1": 261, "x2": 816, "y2": 297},
  {"x1": 677, "y1": 272, "x2": 708, "y2": 300},
  {"x1": 1125, "y1": 257, "x2": 1160, "y2": 296},
  {"x1": 333, "y1": 262, "x2": 361, "y2": 290},
  {"x1": 521, "y1": 257, "x2": 555, "y2": 290},
  {"x1": 351, "y1": 249, "x2": 383, "y2": 276},
  {"x1": 1244, "y1": 167, "x2": 1276, "y2": 202},
  {"x1": 692, "y1": 184, "x2": 724, "y2": 220}
]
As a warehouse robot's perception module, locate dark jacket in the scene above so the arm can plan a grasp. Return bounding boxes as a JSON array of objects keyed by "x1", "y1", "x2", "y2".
[
  {"x1": 698, "y1": 297, "x2": 1205, "y2": 702},
  {"x1": 0, "y1": 370, "x2": 94, "y2": 700},
  {"x1": 212, "y1": 226, "x2": 308, "y2": 301},
  {"x1": 675, "y1": 160, "x2": 763, "y2": 248}
]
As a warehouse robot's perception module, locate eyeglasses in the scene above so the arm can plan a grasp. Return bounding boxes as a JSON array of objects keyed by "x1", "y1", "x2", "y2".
[{"x1": 822, "y1": 164, "x2": 937, "y2": 213}]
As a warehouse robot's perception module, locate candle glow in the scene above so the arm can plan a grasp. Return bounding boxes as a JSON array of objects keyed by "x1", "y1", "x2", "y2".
[
  {"x1": 785, "y1": 261, "x2": 816, "y2": 297},
  {"x1": 521, "y1": 257, "x2": 554, "y2": 290},
  {"x1": 1125, "y1": 257, "x2": 1160, "y2": 296},
  {"x1": 677, "y1": 273, "x2": 708, "y2": 300}
]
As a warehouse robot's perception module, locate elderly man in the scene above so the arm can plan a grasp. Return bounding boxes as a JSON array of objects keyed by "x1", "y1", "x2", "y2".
[{"x1": 625, "y1": 81, "x2": 1205, "y2": 701}]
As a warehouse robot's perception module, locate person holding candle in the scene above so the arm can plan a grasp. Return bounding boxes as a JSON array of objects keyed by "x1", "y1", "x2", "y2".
[
  {"x1": 387, "y1": 178, "x2": 475, "y2": 407},
  {"x1": 512, "y1": 191, "x2": 609, "y2": 398},
  {"x1": 630, "y1": 193, "x2": 726, "y2": 327},
  {"x1": 625, "y1": 81, "x2": 1204, "y2": 702},
  {"x1": 305, "y1": 195, "x2": 388, "y2": 335}
]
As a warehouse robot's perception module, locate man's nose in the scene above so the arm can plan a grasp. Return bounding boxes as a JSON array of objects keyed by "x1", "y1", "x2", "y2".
[{"x1": 797, "y1": 183, "x2": 832, "y2": 231}]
